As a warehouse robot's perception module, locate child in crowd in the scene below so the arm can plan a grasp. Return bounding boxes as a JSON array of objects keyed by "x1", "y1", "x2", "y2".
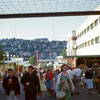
[{"x1": 40, "y1": 74, "x2": 47, "y2": 99}]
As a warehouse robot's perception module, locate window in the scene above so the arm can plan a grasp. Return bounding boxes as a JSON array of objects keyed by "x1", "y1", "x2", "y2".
[
  {"x1": 79, "y1": 45, "x2": 81, "y2": 48},
  {"x1": 80, "y1": 44, "x2": 82, "y2": 48},
  {"x1": 82, "y1": 31, "x2": 84, "y2": 36},
  {"x1": 94, "y1": 19, "x2": 98, "y2": 26},
  {"x1": 82, "y1": 43, "x2": 84, "y2": 48},
  {"x1": 90, "y1": 23, "x2": 94, "y2": 29},
  {"x1": 77, "y1": 45, "x2": 79, "y2": 49},
  {"x1": 87, "y1": 26, "x2": 89, "y2": 32},
  {"x1": 84, "y1": 29, "x2": 86, "y2": 34},
  {"x1": 88, "y1": 40, "x2": 90, "y2": 46},
  {"x1": 99, "y1": 17, "x2": 100, "y2": 23},
  {"x1": 80, "y1": 33, "x2": 81, "y2": 37},
  {"x1": 91, "y1": 39, "x2": 94, "y2": 45},
  {"x1": 85, "y1": 42, "x2": 88, "y2": 47},
  {"x1": 95, "y1": 36, "x2": 99, "y2": 44}
]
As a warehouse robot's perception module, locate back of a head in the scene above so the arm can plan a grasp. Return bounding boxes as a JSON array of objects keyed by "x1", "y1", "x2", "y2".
[
  {"x1": 28, "y1": 66, "x2": 33, "y2": 69},
  {"x1": 8, "y1": 69, "x2": 13, "y2": 72}
]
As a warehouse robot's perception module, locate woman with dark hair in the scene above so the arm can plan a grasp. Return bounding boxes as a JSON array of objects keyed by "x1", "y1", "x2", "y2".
[
  {"x1": 56, "y1": 64, "x2": 74, "y2": 100},
  {"x1": 85, "y1": 68, "x2": 93, "y2": 94}
]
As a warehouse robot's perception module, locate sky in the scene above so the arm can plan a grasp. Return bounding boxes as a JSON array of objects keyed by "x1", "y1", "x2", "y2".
[{"x1": 0, "y1": 16, "x2": 88, "y2": 41}]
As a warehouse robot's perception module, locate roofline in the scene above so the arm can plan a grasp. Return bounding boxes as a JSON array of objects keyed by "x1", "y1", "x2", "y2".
[
  {"x1": 63, "y1": 55, "x2": 100, "y2": 58},
  {"x1": 0, "y1": 11, "x2": 100, "y2": 19}
]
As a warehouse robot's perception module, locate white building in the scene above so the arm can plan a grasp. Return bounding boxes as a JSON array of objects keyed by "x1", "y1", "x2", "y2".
[
  {"x1": 67, "y1": 30, "x2": 77, "y2": 56},
  {"x1": 67, "y1": 6, "x2": 100, "y2": 56},
  {"x1": 76, "y1": 15, "x2": 100, "y2": 55}
]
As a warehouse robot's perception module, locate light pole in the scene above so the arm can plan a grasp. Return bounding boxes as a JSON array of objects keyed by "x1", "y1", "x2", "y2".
[{"x1": 36, "y1": 51, "x2": 39, "y2": 71}]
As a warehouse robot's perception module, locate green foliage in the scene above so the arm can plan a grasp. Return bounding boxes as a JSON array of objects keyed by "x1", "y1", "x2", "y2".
[
  {"x1": 60, "y1": 48, "x2": 66, "y2": 57},
  {"x1": 29, "y1": 56, "x2": 37, "y2": 65},
  {"x1": 0, "y1": 44, "x2": 4, "y2": 61}
]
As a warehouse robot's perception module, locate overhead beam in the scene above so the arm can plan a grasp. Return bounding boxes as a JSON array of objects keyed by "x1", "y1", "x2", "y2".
[{"x1": 0, "y1": 11, "x2": 100, "y2": 19}]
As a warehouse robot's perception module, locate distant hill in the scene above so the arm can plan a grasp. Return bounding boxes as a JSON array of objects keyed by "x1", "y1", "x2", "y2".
[{"x1": 0, "y1": 38, "x2": 67, "y2": 60}]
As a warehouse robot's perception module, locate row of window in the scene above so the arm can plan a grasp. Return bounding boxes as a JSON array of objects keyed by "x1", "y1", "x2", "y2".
[
  {"x1": 77, "y1": 36, "x2": 99, "y2": 49},
  {"x1": 77, "y1": 17, "x2": 100, "y2": 39}
]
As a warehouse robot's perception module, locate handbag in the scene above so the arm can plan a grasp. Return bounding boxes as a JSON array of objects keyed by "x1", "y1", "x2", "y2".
[
  {"x1": 56, "y1": 88, "x2": 67, "y2": 100},
  {"x1": 62, "y1": 80, "x2": 69, "y2": 91}
]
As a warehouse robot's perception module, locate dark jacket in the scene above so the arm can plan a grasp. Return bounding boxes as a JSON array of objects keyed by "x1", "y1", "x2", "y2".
[
  {"x1": 21, "y1": 72, "x2": 40, "y2": 95},
  {"x1": 2, "y1": 76, "x2": 20, "y2": 96}
]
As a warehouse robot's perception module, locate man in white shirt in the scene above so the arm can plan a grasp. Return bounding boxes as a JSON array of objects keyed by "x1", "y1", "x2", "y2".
[
  {"x1": 67, "y1": 66, "x2": 74, "y2": 79},
  {"x1": 74, "y1": 67, "x2": 82, "y2": 94}
]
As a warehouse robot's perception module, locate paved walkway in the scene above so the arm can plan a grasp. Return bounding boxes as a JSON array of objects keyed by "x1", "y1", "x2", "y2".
[
  {"x1": 72, "y1": 87, "x2": 100, "y2": 100},
  {"x1": 0, "y1": 83, "x2": 100, "y2": 100}
]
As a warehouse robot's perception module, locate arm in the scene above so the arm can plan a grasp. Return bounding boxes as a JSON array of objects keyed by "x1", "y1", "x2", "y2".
[
  {"x1": 68, "y1": 77, "x2": 74, "y2": 90},
  {"x1": 20, "y1": 74, "x2": 27, "y2": 86},
  {"x1": 15, "y1": 77, "x2": 20, "y2": 95},
  {"x1": 2, "y1": 78, "x2": 8, "y2": 89}
]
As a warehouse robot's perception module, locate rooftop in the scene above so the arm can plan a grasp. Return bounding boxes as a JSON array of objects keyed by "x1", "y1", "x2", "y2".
[{"x1": 0, "y1": 0, "x2": 100, "y2": 18}]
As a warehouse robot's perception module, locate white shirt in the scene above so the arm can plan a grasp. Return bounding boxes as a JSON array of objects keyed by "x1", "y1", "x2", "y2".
[
  {"x1": 67, "y1": 69, "x2": 74, "y2": 79},
  {"x1": 74, "y1": 68, "x2": 81, "y2": 77}
]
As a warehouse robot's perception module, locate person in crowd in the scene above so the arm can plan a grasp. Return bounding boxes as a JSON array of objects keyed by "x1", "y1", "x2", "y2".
[
  {"x1": 67, "y1": 65, "x2": 74, "y2": 80},
  {"x1": 93, "y1": 68, "x2": 96, "y2": 88},
  {"x1": 39, "y1": 74, "x2": 47, "y2": 99},
  {"x1": 56, "y1": 64, "x2": 74, "y2": 100},
  {"x1": 45, "y1": 69, "x2": 53, "y2": 96},
  {"x1": 94, "y1": 68, "x2": 99, "y2": 90},
  {"x1": 0, "y1": 73, "x2": 2, "y2": 83},
  {"x1": 21, "y1": 66, "x2": 41, "y2": 100},
  {"x1": 23, "y1": 71, "x2": 28, "y2": 75},
  {"x1": 96, "y1": 67, "x2": 100, "y2": 94},
  {"x1": 74, "y1": 65, "x2": 82, "y2": 94},
  {"x1": 52, "y1": 72, "x2": 56, "y2": 96},
  {"x1": 43, "y1": 70, "x2": 46, "y2": 79},
  {"x1": 55, "y1": 69, "x2": 60, "y2": 95},
  {"x1": 85, "y1": 68, "x2": 93, "y2": 94},
  {"x1": 14, "y1": 69, "x2": 19, "y2": 78},
  {"x1": 3, "y1": 70, "x2": 8, "y2": 81},
  {"x1": 81, "y1": 73, "x2": 87, "y2": 88},
  {"x1": 2, "y1": 69, "x2": 20, "y2": 100}
]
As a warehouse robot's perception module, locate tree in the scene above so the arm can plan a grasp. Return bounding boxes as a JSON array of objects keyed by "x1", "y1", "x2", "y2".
[
  {"x1": 0, "y1": 44, "x2": 4, "y2": 61},
  {"x1": 29, "y1": 56, "x2": 37, "y2": 65},
  {"x1": 60, "y1": 48, "x2": 66, "y2": 57}
]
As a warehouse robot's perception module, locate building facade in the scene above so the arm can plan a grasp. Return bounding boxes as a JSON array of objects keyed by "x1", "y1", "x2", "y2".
[
  {"x1": 67, "y1": 15, "x2": 100, "y2": 56},
  {"x1": 76, "y1": 15, "x2": 100, "y2": 55}
]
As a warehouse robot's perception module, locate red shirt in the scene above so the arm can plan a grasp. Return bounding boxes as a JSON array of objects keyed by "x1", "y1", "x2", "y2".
[{"x1": 45, "y1": 72, "x2": 53, "y2": 80}]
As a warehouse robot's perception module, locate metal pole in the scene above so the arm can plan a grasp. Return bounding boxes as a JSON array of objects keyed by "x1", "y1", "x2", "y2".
[{"x1": 36, "y1": 51, "x2": 39, "y2": 71}]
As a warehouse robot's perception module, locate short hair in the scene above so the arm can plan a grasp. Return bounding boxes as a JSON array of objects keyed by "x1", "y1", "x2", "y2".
[
  {"x1": 8, "y1": 69, "x2": 13, "y2": 72},
  {"x1": 61, "y1": 64, "x2": 68, "y2": 72},
  {"x1": 28, "y1": 66, "x2": 33, "y2": 69}
]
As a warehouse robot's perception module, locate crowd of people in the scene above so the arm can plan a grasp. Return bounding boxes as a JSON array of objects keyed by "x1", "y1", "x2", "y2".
[{"x1": 0, "y1": 64, "x2": 100, "y2": 100}]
